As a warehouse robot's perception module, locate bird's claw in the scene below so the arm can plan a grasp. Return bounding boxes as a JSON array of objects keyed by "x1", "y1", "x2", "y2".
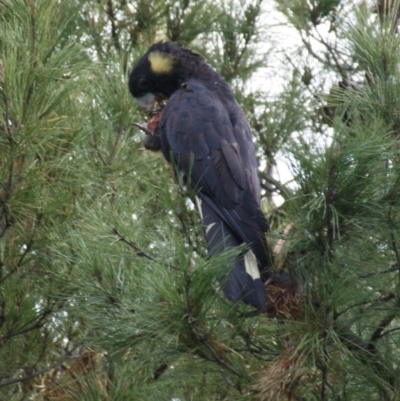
[{"x1": 133, "y1": 122, "x2": 153, "y2": 136}]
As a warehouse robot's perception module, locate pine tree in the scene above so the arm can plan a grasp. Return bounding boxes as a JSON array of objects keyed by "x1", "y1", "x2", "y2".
[{"x1": 1, "y1": 0, "x2": 400, "y2": 400}]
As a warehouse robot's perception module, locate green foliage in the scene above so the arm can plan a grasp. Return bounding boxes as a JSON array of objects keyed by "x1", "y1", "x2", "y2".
[
  {"x1": 276, "y1": 0, "x2": 341, "y2": 29},
  {"x1": 2, "y1": 0, "x2": 400, "y2": 400}
]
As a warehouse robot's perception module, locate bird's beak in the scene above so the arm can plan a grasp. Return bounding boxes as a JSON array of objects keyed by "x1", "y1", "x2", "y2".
[
  {"x1": 135, "y1": 93, "x2": 157, "y2": 112},
  {"x1": 136, "y1": 93, "x2": 167, "y2": 113},
  {"x1": 155, "y1": 94, "x2": 167, "y2": 108}
]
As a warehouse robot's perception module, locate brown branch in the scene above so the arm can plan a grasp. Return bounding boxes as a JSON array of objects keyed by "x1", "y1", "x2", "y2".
[
  {"x1": 359, "y1": 264, "x2": 399, "y2": 278},
  {"x1": 335, "y1": 293, "x2": 395, "y2": 318},
  {"x1": 369, "y1": 310, "x2": 399, "y2": 349},
  {"x1": 1, "y1": 308, "x2": 52, "y2": 342},
  {"x1": 388, "y1": 208, "x2": 400, "y2": 296},
  {"x1": 0, "y1": 361, "x2": 65, "y2": 387},
  {"x1": 112, "y1": 228, "x2": 169, "y2": 262},
  {"x1": 112, "y1": 228, "x2": 156, "y2": 261},
  {"x1": 2, "y1": 93, "x2": 13, "y2": 143},
  {"x1": 258, "y1": 170, "x2": 294, "y2": 200},
  {"x1": 108, "y1": 125, "x2": 124, "y2": 164},
  {"x1": 0, "y1": 344, "x2": 83, "y2": 388},
  {"x1": 336, "y1": 324, "x2": 395, "y2": 398},
  {"x1": 0, "y1": 161, "x2": 15, "y2": 239},
  {"x1": 0, "y1": 292, "x2": 5, "y2": 329},
  {"x1": 320, "y1": 338, "x2": 329, "y2": 401},
  {"x1": 24, "y1": 1, "x2": 38, "y2": 114},
  {"x1": 153, "y1": 362, "x2": 169, "y2": 380},
  {"x1": 299, "y1": 31, "x2": 327, "y2": 65},
  {"x1": 175, "y1": 198, "x2": 201, "y2": 256},
  {"x1": 232, "y1": 2, "x2": 262, "y2": 75},
  {"x1": 17, "y1": 212, "x2": 43, "y2": 268},
  {"x1": 219, "y1": 368, "x2": 234, "y2": 387},
  {"x1": 388, "y1": 207, "x2": 400, "y2": 266},
  {"x1": 380, "y1": 326, "x2": 400, "y2": 338},
  {"x1": 91, "y1": 133, "x2": 107, "y2": 166},
  {"x1": 133, "y1": 122, "x2": 153, "y2": 136},
  {"x1": 0, "y1": 212, "x2": 43, "y2": 284},
  {"x1": 189, "y1": 316, "x2": 243, "y2": 379},
  {"x1": 6, "y1": 156, "x2": 13, "y2": 195},
  {"x1": 112, "y1": 229, "x2": 178, "y2": 271},
  {"x1": 0, "y1": 62, "x2": 20, "y2": 143},
  {"x1": 105, "y1": 0, "x2": 121, "y2": 51},
  {"x1": 310, "y1": 25, "x2": 349, "y2": 83},
  {"x1": 202, "y1": 339, "x2": 242, "y2": 377}
]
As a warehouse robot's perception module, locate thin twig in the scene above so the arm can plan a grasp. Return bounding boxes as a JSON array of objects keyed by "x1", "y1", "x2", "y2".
[
  {"x1": 335, "y1": 293, "x2": 395, "y2": 318},
  {"x1": 176, "y1": 200, "x2": 196, "y2": 250},
  {"x1": 2, "y1": 93, "x2": 13, "y2": 143},
  {"x1": 1, "y1": 309, "x2": 51, "y2": 342},
  {"x1": 310, "y1": 25, "x2": 349, "y2": 83},
  {"x1": 109, "y1": 126, "x2": 124, "y2": 164},
  {"x1": 369, "y1": 310, "x2": 399, "y2": 348},
  {"x1": 359, "y1": 264, "x2": 399, "y2": 278},
  {"x1": 105, "y1": 0, "x2": 121, "y2": 51},
  {"x1": 336, "y1": 324, "x2": 395, "y2": 397},
  {"x1": 0, "y1": 361, "x2": 65, "y2": 387},
  {"x1": 388, "y1": 207, "x2": 400, "y2": 267},
  {"x1": 258, "y1": 170, "x2": 294, "y2": 200},
  {"x1": 219, "y1": 368, "x2": 234, "y2": 387},
  {"x1": 133, "y1": 122, "x2": 153, "y2": 136},
  {"x1": 0, "y1": 212, "x2": 43, "y2": 284},
  {"x1": 0, "y1": 343, "x2": 84, "y2": 388},
  {"x1": 112, "y1": 228, "x2": 156, "y2": 261},
  {"x1": 380, "y1": 326, "x2": 400, "y2": 338},
  {"x1": 91, "y1": 133, "x2": 107, "y2": 166},
  {"x1": 206, "y1": 343, "x2": 241, "y2": 376}
]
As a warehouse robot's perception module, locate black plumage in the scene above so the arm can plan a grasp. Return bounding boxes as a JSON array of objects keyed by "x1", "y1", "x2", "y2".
[{"x1": 129, "y1": 42, "x2": 271, "y2": 310}]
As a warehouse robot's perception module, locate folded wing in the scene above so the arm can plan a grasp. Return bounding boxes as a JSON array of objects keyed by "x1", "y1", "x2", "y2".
[{"x1": 158, "y1": 80, "x2": 270, "y2": 310}]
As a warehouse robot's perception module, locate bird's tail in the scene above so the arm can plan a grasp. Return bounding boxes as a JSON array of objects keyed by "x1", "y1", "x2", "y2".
[{"x1": 195, "y1": 194, "x2": 266, "y2": 311}]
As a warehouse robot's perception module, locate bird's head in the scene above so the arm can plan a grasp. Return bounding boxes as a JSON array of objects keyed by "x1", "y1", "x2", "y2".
[{"x1": 129, "y1": 42, "x2": 203, "y2": 111}]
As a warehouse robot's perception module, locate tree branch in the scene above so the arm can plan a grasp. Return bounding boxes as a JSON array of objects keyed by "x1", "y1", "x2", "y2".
[
  {"x1": 0, "y1": 343, "x2": 84, "y2": 388},
  {"x1": 112, "y1": 228, "x2": 156, "y2": 261},
  {"x1": 0, "y1": 212, "x2": 43, "y2": 284},
  {"x1": 359, "y1": 264, "x2": 399, "y2": 278},
  {"x1": 336, "y1": 324, "x2": 395, "y2": 398},
  {"x1": 105, "y1": 0, "x2": 121, "y2": 51}
]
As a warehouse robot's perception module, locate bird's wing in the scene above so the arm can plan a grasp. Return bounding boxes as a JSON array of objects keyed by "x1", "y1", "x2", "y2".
[
  {"x1": 159, "y1": 80, "x2": 269, "y2": 256},
  {"x1": 161, "y1": 86, "x2": 244, "y2": 198},
  {"x1": 158, "y1": 80, "x2": 270, "y2": 310},
  {"x1": 160, "y1": 82, "x2": 257, "y2": 204}
]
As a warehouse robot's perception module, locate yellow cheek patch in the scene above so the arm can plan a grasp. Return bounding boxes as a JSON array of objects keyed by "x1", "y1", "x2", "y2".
[{"x1": 148, "y1": 51, "x2": 173, "y2": 74}]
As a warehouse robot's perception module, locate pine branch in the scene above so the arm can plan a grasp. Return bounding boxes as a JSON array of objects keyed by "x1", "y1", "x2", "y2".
[
  {"x1": 369, "y1": 310, "x2": 400, "y2": 349},
  {"x1": 336, "y1": 324, "x2": 395, "y2": 398},
  {"x1": 380, "y1": 326, "x2": 400, "y2": 338},
  {"x1": 0, "y1": 159, "x2": 14, "y2": 239},
  {"x1": 153, "y1": 362, "x2": 168, "y2": 380},
  {"x1": 335, "y1": 293, "x2": 395, "y2": 318},
  {"x1": 0, "y1": 346, "x2": 83, "y2": 388},
  {"x1": 105, "y1": 0, "x2": 121, "y2": 52},
  {"x1": 112, "y1": 228, "x2": 176, "y2": 269},
  {"x1": 388, "y1": 207, "x2": 400, "y2": 300},
  {"x1": 1, "y1": 92, "x2": 14, "y2": 143},
  {"x1": 334, "y1": 239, "x2": 399, "y2": 394},
  {"x1": 359, "y1": 264, "x2": 399, "y2": 278},
  {"x1": 258, "y1": 170, "x2": 294, "y2": 200},
  {"x1": 309, "y1": 24, "x2": 349, "y2": 84},
  {"x1": 0, "y1": 211, "x2": 43, "y2": 284},
  {"x1": 91, "y1": 133, "x2": 108, "y2": 166},
  {"x1": 108, "y1": 125, "x2": 124, "y2": 164},
  {"x1": 1, "y1": 308, "x2": 52, "y2": 342},
  {"x1": 112, "y1": 227, "x2": 156, "y2": 262}
]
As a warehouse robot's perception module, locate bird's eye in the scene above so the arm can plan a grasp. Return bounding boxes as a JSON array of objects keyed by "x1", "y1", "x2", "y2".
[{"x1": 137, "y1": 76, "x2": 148, "y2": 90}]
